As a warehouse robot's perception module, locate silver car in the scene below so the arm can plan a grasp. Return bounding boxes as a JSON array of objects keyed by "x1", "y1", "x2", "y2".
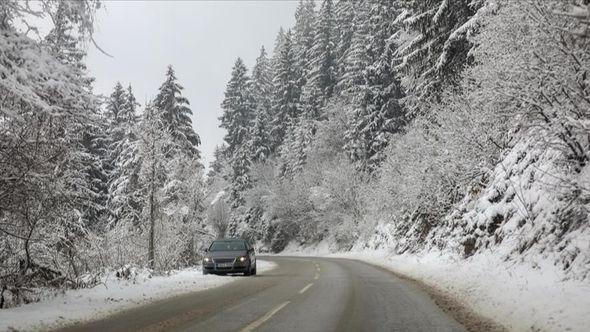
[{"x1": 202, "y1": 238, "x2": 257, "y2": 276}]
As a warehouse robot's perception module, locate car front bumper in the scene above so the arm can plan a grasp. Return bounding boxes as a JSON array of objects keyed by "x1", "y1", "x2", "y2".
[{"x1": 203, "y1": 261, "x2": 249, "y2": 274}]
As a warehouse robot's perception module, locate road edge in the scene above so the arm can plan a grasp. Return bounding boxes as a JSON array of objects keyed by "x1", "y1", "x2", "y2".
[
  {"x1": 340, "y1": 257, "x2": 508, "y2": 332},
  {"x1": 0, "y1": 260, "x2": 279, "y2": 332}
]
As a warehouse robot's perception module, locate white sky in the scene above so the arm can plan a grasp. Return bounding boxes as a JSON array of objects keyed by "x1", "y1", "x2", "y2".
[{"x1": 86, "y1": 0, "x2": 298, "y2": 171}]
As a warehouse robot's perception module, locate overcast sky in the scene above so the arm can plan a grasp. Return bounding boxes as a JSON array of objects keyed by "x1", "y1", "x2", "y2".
[{"x1": 86, "y1": 1, "x2": 299, "y2": 171}]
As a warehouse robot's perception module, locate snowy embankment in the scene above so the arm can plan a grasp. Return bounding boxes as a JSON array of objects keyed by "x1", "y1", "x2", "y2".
[
  {"x1": 280, "y1": 243, "x2": 589, "y2": 332},
  {"x1": 0, "y1": 260, "x2": 276, "y2": 332},
  {"x1": 334, "y1": 251, "x2": 590, "y2": 332}
]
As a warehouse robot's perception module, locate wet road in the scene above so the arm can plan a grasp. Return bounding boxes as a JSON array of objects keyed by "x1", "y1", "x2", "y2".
[{"x1": 58, "y1": 256, "x2": 465, "y2": 332}]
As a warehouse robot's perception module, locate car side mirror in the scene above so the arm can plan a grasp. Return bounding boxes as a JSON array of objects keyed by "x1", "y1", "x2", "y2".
[{"x1": 204, "y1": 248, "x2": 209, "y2": 252}]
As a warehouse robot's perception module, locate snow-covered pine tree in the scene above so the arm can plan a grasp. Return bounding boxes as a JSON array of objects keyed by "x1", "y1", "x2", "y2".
[
  {"x1": 250, "y1": 111, "x2": 272, "y2": 164},
  {"x1": 122, "y1": 85, "x2": 140, "y2": 125},
  {"x1": 219, "y1": 58, "x2": 256, "y2": 209},
  {"x1": 107, "y1": 85, "x2": 142, "y2": 228},
  {"x1": 207, "y1": 144, "x2": 229, "y2": 183},
  {"x1": 337, "y1": 0, "x2": 370, "y2": 94},
  {"x1": 300, "y1": 0, "x2": 337, "y2": 119},
  {"x1": 220, "y1": 58, "x2": 255, "y2": 155},
  {"x1": 333, "y1": 0, "x2": 360, "y2": 92},
  {"x1": 154, "y1": 65, "x2": 201, "y2": 159},
  {"x1": 345, "y1": 0, "x2": 407, "y2": 174},
  {"x1": 104, "y1": 82, "x2": 128, "y2": 211},
  {"x1": 44, "y1": 1, "x2": 95, "y2": 88},
  {"x1": 279, "y1": 119, "x2": 314, "y2": 179},
  {"x1": 251, "y1": 46, "x2": 273, "y2": 111},
  {"x1": 270, "y1": 30, "x2": 301, "y2": 152},
  {"x1": 270, "y1": 27, "x2": 286, "y2": 80},
  {"x1": 43, "y1": 0, "x2": 107, "y2": 233},
  {"x1": 227, "y1": 144, "x2": 253, "y2": 210},
  {"x1": 396, "y1": 0, "x2": 487, "y2": 109},
  {"x1": 106, "y1": 82, "x2": 126, "y2": 127},
  {"x1": 293, "y1": 0, "x2": 316, "y2": 89},
  {"x1": 250, "y1": 47, "x2": 273, "y2": 163}
]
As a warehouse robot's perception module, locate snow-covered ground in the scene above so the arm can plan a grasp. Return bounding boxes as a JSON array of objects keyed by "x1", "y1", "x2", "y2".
[
  {"x1": 280, "y1": 243, "x2": 589, "y2": 332},
  {"x1": 0, "y1": 260, "x2": 276, "y2": 332},
  {"x1": 336, "y1": 251, "x2": 590, "y2": 332}
]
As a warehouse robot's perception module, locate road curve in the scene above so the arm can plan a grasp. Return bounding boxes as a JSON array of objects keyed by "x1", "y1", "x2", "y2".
[{"x1": 56, "y1": 256, "x2": 466, "y2": 332}]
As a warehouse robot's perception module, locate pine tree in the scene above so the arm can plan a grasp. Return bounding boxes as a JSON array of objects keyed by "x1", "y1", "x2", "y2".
[
  {"x1": 293, "y1": 0, "x2": 316, "y2": 88},
  {"x1": 105, "y1": 82, "x2": 127, "y2": 193},
  {"x1": 250, "y1": 110, "x2": 271, "y2": 163},
  {"x1": 301, "y1": 0, "x2": 337, "y2": 118},
  {"x1": 107, "y1": 83, "x2": 138, "y2": 153},
  {"x1": 122, "y1": 85, "x2": 140, "y2": 124},
  {"x1": 207, "y1": 144, "x2": 228, "y2": 182},
  {"x1": 279, "y1": 119, "x2": 313, "y2": 179},
  {"x1": 270, "y1": 27, "x2": 286, "y2": 78},
  {"x1": 220, "y1": 58, "x2": 255, "y2": 155},
  {"x1": 227, "y1": 144, "x2": 252, "y2": 209},
  {"x1": 106, "y1": 82, "x2": 126, "y2": 127},
  {"x1": 219, "y1": 58, "x2": 256, "y2": 208},
  {"x1": 107, "y1": 85, "x2": 142, "y2": 227},
  {"x1": 270, "y1": 31, "x2": 301, "y2": 152},
  {"x1": 44, "y1": 1, "x2": 94, "y2": 88},
  {"x1": 345, "y1": 0, "x2": 407, "y2": 174},
  {"x1": 250, "y1": 47, "x2": 273, "y2": 163},
  {"x1": 43, "y1": 2, "x2": 107, "y2": 232},
  {"x1": 337, "y1": 1, "x2": 370, "y2": 94},
  {"x1": 397, "y1": 0, "x2": 486, "y2": 106},
  {"x1": 251, "y1": 46, "x2": 273, "y2": 111},
  {"x1": 154, "y1": 65, "x2": 201, "y2": 159},
  {"x1": 333, "y1": 0, "x2": 359, "y2": 90}
]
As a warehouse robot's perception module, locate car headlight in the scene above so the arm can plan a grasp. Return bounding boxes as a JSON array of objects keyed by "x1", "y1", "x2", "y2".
[
  {"x1": 238, "y1": 256, "x2": 247, "y2": 262},
  {"x1": 204, "y1": 257, "x2": 211, "y2": 262}
]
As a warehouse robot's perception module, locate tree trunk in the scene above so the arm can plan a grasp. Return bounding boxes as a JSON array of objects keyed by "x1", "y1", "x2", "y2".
[
  {"x1": 148, "y1": 188, "x2": 155, "y2": 269},
  {"x1": 148, "y1": 140, "x2": 156, "y2": 270}
]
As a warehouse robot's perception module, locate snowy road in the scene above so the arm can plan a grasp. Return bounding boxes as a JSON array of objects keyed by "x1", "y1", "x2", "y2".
[{"x1": 57, "y1": 256, "x2": 466, "y2": 332}]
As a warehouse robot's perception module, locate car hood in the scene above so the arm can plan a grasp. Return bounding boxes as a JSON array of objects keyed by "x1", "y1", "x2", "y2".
[{"x1": 207, "y1": 250, "x2": 247, "y2": 259}]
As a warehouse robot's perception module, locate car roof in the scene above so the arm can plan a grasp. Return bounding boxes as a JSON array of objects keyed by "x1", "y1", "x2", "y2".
[{"x1": 213, "y1": 238, "x2": 245, "y2": 242}]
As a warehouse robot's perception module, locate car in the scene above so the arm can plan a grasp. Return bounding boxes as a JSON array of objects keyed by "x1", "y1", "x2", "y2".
[{"x1": 202, "y1": 238, "x2": 257, "y2": 276}]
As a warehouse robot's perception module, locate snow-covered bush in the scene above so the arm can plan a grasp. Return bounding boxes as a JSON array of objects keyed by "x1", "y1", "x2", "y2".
[
  {"x1": 0, "y1": 3, "x2": 212, "y2": 309},
  {"x1": 207, "y1": 194, "x2": 231, "y2": 239},
  {"x1": 357, "y1": 0, "x2": 590, "y2": 280},
  {"x1": 364, "y1": 83, "x2": 509, "y2": 245},
  {"x1": 412, "y1": 0, "x2": 590, "y2": 278},
  {"x1": 0, "y1": 3, "x2": 105, "y2": 308}
]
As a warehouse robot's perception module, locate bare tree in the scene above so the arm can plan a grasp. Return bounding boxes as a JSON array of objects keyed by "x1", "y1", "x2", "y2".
[{"x1": 207, "y1": 197, "x2": 230, "y2": 239}]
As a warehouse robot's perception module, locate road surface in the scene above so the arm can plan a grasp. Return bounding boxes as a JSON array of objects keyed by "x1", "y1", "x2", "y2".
[{"x1": 58, "y1": 256, "x2": 466, "y2": 332}]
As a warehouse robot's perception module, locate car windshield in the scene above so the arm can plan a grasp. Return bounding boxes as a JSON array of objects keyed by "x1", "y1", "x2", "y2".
[{"x1": 209, "y1": 240, "x2": 246, "y2": 251}]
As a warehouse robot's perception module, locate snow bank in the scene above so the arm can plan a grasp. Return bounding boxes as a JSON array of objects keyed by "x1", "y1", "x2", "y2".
[
  {"x1": 278, "y1": 240, "x2": 589, "y2": 332},
  {"x1": 276, "y1": 136, "x2": 590, "y2": 332},
  {"x1": 0, "y1": 260, "x2": 276, "y2": 332},
  {"x1": 332, "y1": 250, "x2": 590, "y2": 332}
]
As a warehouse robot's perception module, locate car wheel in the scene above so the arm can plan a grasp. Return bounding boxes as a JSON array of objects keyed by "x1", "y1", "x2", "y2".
[
  {"x1": 244, "y1": 264, "x2": 252, "y2": 276},
  {"x1": 252, "y1": 265, "x2": 257, "y2": 275},
  {"x1": 203, "y1": 269, "x2": 208, "y2": 275}
]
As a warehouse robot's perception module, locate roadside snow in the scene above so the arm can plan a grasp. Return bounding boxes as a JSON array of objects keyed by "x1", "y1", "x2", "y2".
[
  {"x1": 0, "y1": 260, "x2": 276, "y2": 332},
  {"x1": 330, "y1": 250, "x2": 590, "y2": 332},
  {"x1": 279, "y1": 241, "x2": 589, "y2": 332}
]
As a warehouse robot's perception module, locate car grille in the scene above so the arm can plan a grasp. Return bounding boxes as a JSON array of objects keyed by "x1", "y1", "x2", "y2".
[{"x1": 213, "y1": 258, "x2": 235, "y2": 264}]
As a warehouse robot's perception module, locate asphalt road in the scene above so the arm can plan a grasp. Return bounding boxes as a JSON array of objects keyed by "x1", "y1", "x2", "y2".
[{"x1": 57, "y1": 256, "x2": 466, "y2": 332}]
